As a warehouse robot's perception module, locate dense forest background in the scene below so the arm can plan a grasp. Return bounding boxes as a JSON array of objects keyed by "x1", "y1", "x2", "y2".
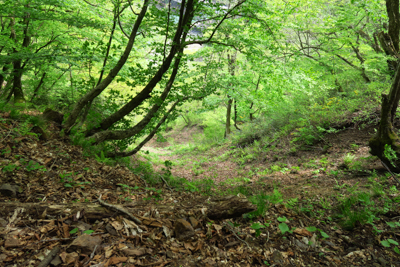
[
  {"x1": 1, "y1": 0, "x2": 397, "y2": 160},
  {"x1": 4, "y1": 1, "x2": 400, "y2": 266}
]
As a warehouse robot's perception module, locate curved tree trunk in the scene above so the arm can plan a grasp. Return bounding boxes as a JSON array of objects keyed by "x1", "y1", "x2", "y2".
[
  {"x1": 63, "y1": 0, "x2": 150, "y2": 133},
  {"x1": 369, "y1": 73, "x2": 400, "y2": 171},
  {"x1": 369, "y1": 0, "x2": 400, "y2": 172}
]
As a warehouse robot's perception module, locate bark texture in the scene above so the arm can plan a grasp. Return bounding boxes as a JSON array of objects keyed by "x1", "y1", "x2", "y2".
[
  {"x1": 369, "y1": 0, "x2": 400, "y2": 171},
  {"x1": 63, "y1": 0, "x2": 150, "y2": 132},
  {"x1": 0, "y1": 195, "x2": 256, "y2": 221}
]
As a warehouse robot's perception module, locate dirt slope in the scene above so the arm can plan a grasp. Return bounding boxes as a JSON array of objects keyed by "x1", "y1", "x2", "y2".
[{"x1": 1, "y1": 111, "x2": 400, "y2": 266}]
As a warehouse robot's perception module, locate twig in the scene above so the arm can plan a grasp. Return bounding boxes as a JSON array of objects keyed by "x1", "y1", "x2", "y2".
[
  {"x1": 380, "y1": 160, "x2": 400, "y2": 186},
  {"x1": 138, "y1": 174, "x2": 148, "y2": 187},
  {"x1": 37, "y1": 246, "x2": 60, "y2": 267},
  {"x1": 97, "y1": 194, "x2": 142, "y2": 225},
  {"x1": 49, "y1": 153, "x2": 58, "y2": 170},
  {"x1": 84, "y1": 245, "x2": 98, "y2": 266},
  {"x1": 223, "y1": 222, "x2": 251, "y2": 250},
  {"x1": 158, "y1": 174, "x2": 173, "y2": 192},
  {"x1": 0, "y1": 121, "x2": 16, "y2": 143}
]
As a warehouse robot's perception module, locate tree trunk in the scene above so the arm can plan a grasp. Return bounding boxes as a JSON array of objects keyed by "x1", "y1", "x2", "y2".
[
  {"x1": 63, "y1": 0, "x2": 150, "y2": 132},
  {"x1": 12, "y1": 59, "x2": 26, "y2": 103},
  {"x1": 377, "y1": 0, "x2": 400, "y2": 75},
  {"x1": 249, "y1": 75, "x2": 261, "y2": 121},
  {"x1": 369, "y1": 64, "x2": 400, "y2": 171},
  {"x1": 225, "y1": 50, "x2": 237, "y2": 138},
  {"x1": 1, "y1": 75, "x2": 13, "y2": 101},
  {"x1": 0, "y1": 65, "x2": 9, "y2": 92},
  {"x1": 10, "y1": 13, "x2": 31, "y2": 104},
  {"x1": 224, "y1": 97, "x2": 233, "y2": 138},
  {"x1": 234, "y1": 100, "x2": 240, "y2": 130},
  {"x1": 30, "y1": 72, "x2": 46, "y2": 101},
  {"x1": 0, "y1": 195, "x2": 255, "y2": 221},
  {"x1": 386, "y1": 0, "x2": 400, "y2": 52},
  {"x1": 369, "y1": 0, "x2": 400, "y2": 171},
  {"x1": 377, "y1": 31, "x2": 400, "y2": 74}
]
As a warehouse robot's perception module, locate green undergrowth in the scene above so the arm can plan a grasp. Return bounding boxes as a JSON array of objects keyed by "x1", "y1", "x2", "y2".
[
  {"x1": 129, "y1": 155, "x2": 400, "y2": 236},
  {"x1": 0, "y1": 101, "x2": 47, "y2": 139},
  {"x1": 150, "y1": 80, "x2": 386, "y2": 173},
  {"x1": 148, "y1": 157, "x2": 400, "y2": 235}
]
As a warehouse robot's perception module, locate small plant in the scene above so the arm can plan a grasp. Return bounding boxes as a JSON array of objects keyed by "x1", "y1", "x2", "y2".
[
  {"x1": 387, "y1": 221, "x2": 400, "y2": 228},
  {"x1": 94, "y1": 151, "x2": 113, "y2": 165},
  {"x1": 59, "y1": 172, "x2": 91, "y2": 188},
  {"x1": 69, "y1": 228, "x2": 79, "y2": 234},
  {"x1": 280, "y1": 167, "x2": 289, "y2": 174},
  {"x1": 290, "y1": 166, "x2": 300, "y2": 173},
  {"x1": 329, "y1": 170, "x2": 339, "y2": 177},
  {"x1": 277, "y1": 217, "x2": 294, "y2": 235},
  {"x1": 336, "y1": 192, "x2": 378, "y2": 230},
  {"x1": 270, "y1": 165, "x2": 281, "y2": 172},
  {"x1": 161, "y1": 160, "x2": 173, "y2": 178},
  {"x1": 350, "y1": 143, "x2": 359, "y2": 150},
  {"x1": 384, "y1": 144, "x2": 398, "y2": 168},
  {"x1": 343, "y1": 153, "x2": 355, "y2": 168},
  {"x1": 381, "y1": 239, "x2": 400, "y2": 255},
  {"x1": 319, "y1": 157, "x2": 329, "y2": 167},
  {"x1": 251, "y1": 222, "x2": 270, "y2": 237},
  {"x1": 306, "y1": 226, "x2": 330, "y2": 239},
  {"x1": 245, "y1": 190, "x2": 283, "y2": 219},
  {"x1": 25, "y1": 160, "x2": 47, "y2": 172},
  {"x1": 318, "y1": 197, "x2": 331, "y2": 209},
  {"x1": 117, "y1": 183, "x2": 139, "y2": 195},
  {"x1": 285, "y1": 198, "x2": 298, "y2": 209},
  {"x1": 2, "y1": 163, "x2": 19, "y2": 173},
  {"x1": 334, "y1": 179, "x2": 347, "y2": 190}
]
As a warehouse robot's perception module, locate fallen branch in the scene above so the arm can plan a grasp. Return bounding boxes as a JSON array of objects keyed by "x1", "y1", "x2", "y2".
[
  {"x1": 97, "y1": 194, "x2": 142, "y2": 225},
  {"x1": 381, "y1": 160, "x2": 400, "y2": 185},
  {"x1": 223, "y1": 222, "x2": 251, "y2": 250},
  {"x1": 37, "y1": 246, "x2": 60, "y2": 267}
]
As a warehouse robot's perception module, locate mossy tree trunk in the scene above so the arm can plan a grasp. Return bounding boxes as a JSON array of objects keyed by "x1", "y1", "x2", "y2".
[
  {"x1": 369, "y1": 0, "x2": 400, "y2": 171},
  {"x1": 224, "y1": 50, "x2": 237, "y2": 138},
  {"x1": 377, "y1": 0, "x2": 400, "y2": 75},
  {"x1": 224, "y1": 97, "x2": 233, "y2": 138},
  {"x1": 9, "y1": 13, "x2": 31, "y2": 104},
  {"x1": 369, "y1": 68, "x2": 400, "y2": 171}
]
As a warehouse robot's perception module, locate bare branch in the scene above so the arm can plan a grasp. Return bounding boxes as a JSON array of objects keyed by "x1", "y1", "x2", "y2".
[{"x1": 183, "y1": 0, "x2": 246, "y2": 47}]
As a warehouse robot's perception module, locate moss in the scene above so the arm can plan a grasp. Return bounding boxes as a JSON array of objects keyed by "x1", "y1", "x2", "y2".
[{"x1": 369, "y1": 124, "x2": 400, "y2": 172}]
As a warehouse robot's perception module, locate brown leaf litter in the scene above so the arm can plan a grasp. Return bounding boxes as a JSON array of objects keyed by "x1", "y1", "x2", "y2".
[{"x1": 0, "y1": 111, "x2": 400, "y2": 266}]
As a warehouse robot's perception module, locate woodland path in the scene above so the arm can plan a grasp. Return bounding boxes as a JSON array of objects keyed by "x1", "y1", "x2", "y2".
[{"x1": 1, "y1": 114, "x2": 400, "y2": 266}]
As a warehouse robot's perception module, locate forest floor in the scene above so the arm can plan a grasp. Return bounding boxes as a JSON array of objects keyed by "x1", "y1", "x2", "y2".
[{"x1": 1, "y1": 109, "x2": 400, "y2": 266}]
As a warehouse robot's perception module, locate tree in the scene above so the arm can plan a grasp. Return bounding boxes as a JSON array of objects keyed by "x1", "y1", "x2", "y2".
[
  {"x1": 369, "y1": 0, "x2": 400, "y2": 171},
  {"x1": 59, "y1": 0, "x2": 248, "y2": 157},
  {"x1": 0, "y1": 0, "x2": 106, "y2": 104}
]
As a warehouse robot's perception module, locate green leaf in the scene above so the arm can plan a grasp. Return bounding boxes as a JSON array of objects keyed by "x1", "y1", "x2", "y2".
[
  {"x1": 394, "y1": 246, "x2": 400, "y2": 255},
  {"x1": 386, "y1": 221, "x2": 397, "y2": 228},
  {"x1": 277, "y1": 216, "x2": 287, "y2": 222},
  {"x1": 251, "y1": 223, "x2": 265, "y2": 230},
  {"x1": 381, "y1": 240, "x2": 391, "y2": 247},
  {"x1": 388, "y1": 239, "x2": 399, "y2": 246},
  {"x1": 306, "y1": 226, "x2": 317, "y2": 232},
  {"x1": 69, "y1": 228, "x2": 79, "y2": 234},
  {"x1": 320, "y1": 231, "x2": 329, "y2": 238},
  {"x1": 64, "y1": 183, "x2": 73, "y2": 188},
  {"x1": 278, "y1": 223, "x2": 290, "y2": 234},
  {"x1": 83, "y1": 230, "x2": 94, "y2": 234}
]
